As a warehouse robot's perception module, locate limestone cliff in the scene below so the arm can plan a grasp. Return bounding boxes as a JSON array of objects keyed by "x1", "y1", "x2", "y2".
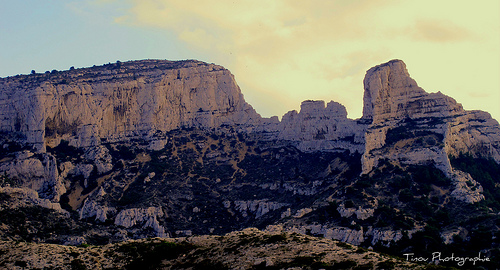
[
  {"x1": 273, "y1": 100, "x2": 367, "y2": 153},
  {"x1": 360, "y1": 60, "x2": 500, "y2": 202},
  {"x1": 1, "y1": 59, "x2": 500, "y2": 258},
  {"x1": 361, "y1": 60, "x2": 500, "y2": 172},
  {"x1": 0, "y1": 60, "x2": 262, "y2": 151}
]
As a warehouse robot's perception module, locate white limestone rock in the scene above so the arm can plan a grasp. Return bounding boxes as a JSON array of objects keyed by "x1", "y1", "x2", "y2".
[
  {"x1": 445, "y1": 110, "x2": 500, "y2": 163},
  {"x1": 72, "y1": 164, "x2": 95, "y2": 179},
  {"x1": 114, "y1": 207, "x2": 167, "y2": 237},
  {"x1": 281, "y1": 208, "x2": 292, "y2": 218},
  {"x1": 58, "y1": 161, "x2": 75, "y2": 178},
  {"x1": 0, "y1": 153, "x2": 66, "y2": 202},
  {"x1": 84, "y1": 146, "x2": 112, "y2": 174},
  {"x1": 361, "y1": 60, "x2": 500, "y2": 191},
  {"x1": 292, "y1": 208, "x2": 313, "y2": 218},
  {"x1": 148, "y1": 138, "x2": 168, "y2": 151},
  {"x1": 175, "y1": 230, "x2": 193, "y2": 237},
  {"x1": 366, "y1": 228, "x2": 404, "y2": 247},
  {"x1": 0, "y1": 60, "x2": 262, "y2": 151},
  {"x1": 440, "y1": 227, "x2": 467, "y2": 245},
  {"x1": 79, "y1": 197, "x2": 115, "y2": 222},
  {"x1": 450, "y1": 169, "x2": 485, "y2": 203},
  {"x1": 273, "y1": 100, "x2": 366, "y2": 153},
  {"x1": 286, "y1": 224, "x2": 365, "y2": 246},
  {"x1": 337, "y1": 204, "x2": 375, "y2": 220},
  {"x1": 233, "y1": 200, "x2": 289, "y2": 218}
]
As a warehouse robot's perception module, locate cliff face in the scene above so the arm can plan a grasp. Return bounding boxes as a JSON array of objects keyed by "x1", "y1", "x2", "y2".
[
  {"x1": 3, "y1": 59, "x2": 497, "y2": 165},
  {"x1": 272, "y1": 100, "x2": 367, "y2": 153},
  {"x1": 361, "y1": 60, "x2": 500, "y2": 173},
  {"x1": 360, "y1": 60, "x2": 500, "y2": 203},
  {"x1": 2, "y1": 59, "x2": 500, "y2": 206},
  {"x1": 0, "y1": 60, "x2": 262, "y2": 151},
  {"x1": 1, "y1": 59, "x2": 500, "y2": 261}
]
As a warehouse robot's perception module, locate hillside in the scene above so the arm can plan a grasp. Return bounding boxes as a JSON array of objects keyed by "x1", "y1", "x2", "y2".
[
  {"x1": 0, "y1": 228, "x2": 435, "y2": 270},
  {"x1": 0, "y1": 59, "x2": 499, "y2": 269}
]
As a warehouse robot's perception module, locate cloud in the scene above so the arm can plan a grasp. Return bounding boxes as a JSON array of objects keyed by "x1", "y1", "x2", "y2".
[
  {"x1": 412, "y1": 19, "x2": 474, "y2": 42},
  {"x1": 112, "y1": 0, "x2": 500, "y2": 121}
]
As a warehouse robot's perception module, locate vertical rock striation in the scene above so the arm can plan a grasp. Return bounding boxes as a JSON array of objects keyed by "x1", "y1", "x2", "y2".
[
  {"x1": 361, "y1": 60, "x2": 500, "y2": 173},
  {"x1": 0, "y1": 60, "x2": 262, "y2": 151},
  {"x1": 275, "y1": 100, "x2": 367, "y2": 153},
  {"x1": 360, "y1": 59, "x2": 500, "y2": 202}
]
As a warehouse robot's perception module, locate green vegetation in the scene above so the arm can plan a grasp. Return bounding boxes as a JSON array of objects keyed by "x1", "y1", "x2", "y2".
[
  {"x1": 384, "y1": 118, "x2": 444, "y2": 147},
  {"x1": 253, "y1": 255, "x2": 341, "y2": 270},
  {"x1": 377, "y1": 260, "x2": 396, "y2": 269},
  {"x1": 70, "y1": 259, "x2": 87, "y2": 270},
  {"x1": 117, "y1": 240, "x2": 195, "y2": 270},
  {"x1": 450, "y1": 154, "x2": 500, "y2": 210},
  {"x1": 336, "y1": 241, "x2": 353, "y2": 249},
  {"x1": 263, "y1": 233, "x2": 288, "y2": 244},
  {"x1": 332, "y1": 260, "x2": 357, "y2": 269},
  {"x1": 0, "y1": 173, "x2": 16, "y2": 187},
  {"x1": 2, "y1": 124, "x2": 499, "y2": 269},
  {"x1": 338, "y1": 158, "x2": 500, "y2": 269},
  {"x1": 14, "y1": 261, "x2": 27, "y2": 267},
  {"x1": 47, "y1": 140, "x2": 84, "y2": 162},
  {"x1": 0, "y1": 206, "x2": 85, "y2": 243}
]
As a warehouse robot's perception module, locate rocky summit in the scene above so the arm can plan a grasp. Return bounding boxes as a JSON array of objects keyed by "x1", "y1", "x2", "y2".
[{"x1": 1, "y1": 59, "x2": 499, "y2": 269}]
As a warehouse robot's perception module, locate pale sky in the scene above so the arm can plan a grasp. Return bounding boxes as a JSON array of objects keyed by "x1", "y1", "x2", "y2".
[{"x1": 1, "y1": 0, "x2": 499, "y2": 121}]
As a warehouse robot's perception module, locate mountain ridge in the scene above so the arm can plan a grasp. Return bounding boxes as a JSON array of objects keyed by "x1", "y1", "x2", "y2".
[{"x1": 1, "y1": 59, "x2": 500, "y2": 269}]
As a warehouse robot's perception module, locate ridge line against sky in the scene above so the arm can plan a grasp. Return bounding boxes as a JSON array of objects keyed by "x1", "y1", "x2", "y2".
[{"x1": 1, "y1": 0, "x2": 499, "y2": 121}]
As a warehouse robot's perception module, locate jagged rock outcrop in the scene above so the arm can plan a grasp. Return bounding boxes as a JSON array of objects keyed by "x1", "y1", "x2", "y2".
[
  {"x1": 0, "y1": 186, "x2": 65, "y2": 212},
  {"x1": 337, "y1": 203, "x2": 375, "y2": 220},
  {"x1": 2, "y1": 59, "x2": 498, "y2": 167},
  {"x1": 230, "y1": 200, "x2": 290, "y2": 218},
  {"x1": 270, "y1": 223, "x2": 419, "y2": 248},
  {"x1": 84, "y1": 146, "x2": 113, "y2": 174},
  {"x1": 282, "y1": 224, "x2": 365, "y2": 245},
  {"x1": 361, "y1": 60, "x2": 500, "y2": 180},
  {"x1": 79, "y1": 197, "x2": 115, "y2": 222},
  {"x1": 271, "y1": 100, "x2": 367, "y2": 153},
  {"x1": 365, "y1": 227, "x2": 413, "y2": 247},
  {"x1": 0, "y1": 151, "x2": 66, "y2": 203},
  {"x1": 0, "y1": 60, "x2": 262, "y2": 151},
  {"x1": 450, "y1": 169, "x2": 485, "y2": 203},
  {"x1": 114, "y1": 207, "x2": 167, "y2": 237}
]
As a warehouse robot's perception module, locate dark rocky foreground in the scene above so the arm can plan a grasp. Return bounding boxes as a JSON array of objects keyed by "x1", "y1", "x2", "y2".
[{"x1": 0, "y1": 228, "x2": 441, "y2": 269}]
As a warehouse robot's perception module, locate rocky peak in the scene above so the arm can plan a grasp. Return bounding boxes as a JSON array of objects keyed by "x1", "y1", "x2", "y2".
[
  {"x1": 361, "y1": 60, "x2": 500, "y2": 203},
  {"x1": 299, "y1": 100, "x2": 348, "y2": 119},
  {"x1": 362, "y1": 59, "x2": 462, "y2": 124},
  {"x1": 276, "y1": 100, "x2": 365, "y2": 153}
]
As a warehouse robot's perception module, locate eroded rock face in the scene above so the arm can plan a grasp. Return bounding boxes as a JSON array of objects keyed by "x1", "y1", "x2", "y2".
[
  {"x1": 229, "y1": 200, "x2": 290, "y2": 218},
  {"x1": 0, "y1": 186, "x2": 64, "y2": 212},
  {"x1": 79, "y1": 197, "x2": 115, "y2": 222},
  {"x1": 337, "y1": 203, "x2": 374, "y2": 220},
  {"x1": 114, "y1": 207, "x2": 167, "y2": 237},
  {"x1": 274, "y1": 100, "x2": 367, "y2": 153},
  {"x1": 0, "y1": 60, "x2": 262, "y2": 151},
  {"x1": 0, "y1": 152, "x2": 66, "y2": 203},
  {"x1": 362, "y1": 60, "x2": 462, "y2": 123},
  {"x1": 361, "y1": 60, "x2": 500, "y2": 180},
  {"x1": 1, "y1": 58, "x2": 500, "y2": 249}
]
